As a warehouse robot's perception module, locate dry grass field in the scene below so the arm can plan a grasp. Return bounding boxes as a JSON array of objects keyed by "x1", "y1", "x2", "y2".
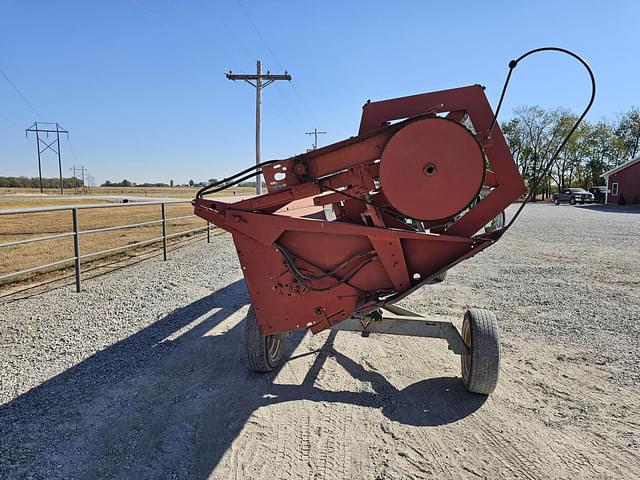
[
  {"x1": 0, "y1": 187, "x2": 256, "y2": 287},
  {"x1": 0, "y1": 196, "x2": 206, "y2": 286},
  {"x1": 0, "y1": 185, "x2": 256, "y2": 199}
]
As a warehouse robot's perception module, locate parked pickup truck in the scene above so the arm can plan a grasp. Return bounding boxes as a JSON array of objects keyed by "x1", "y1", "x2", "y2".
[
  {"x1": 553, "y1": 188, "x2": 594, "y2": 205},
  {"x1": 589, "y1": 186, "x2": 607, "y2": 203}
]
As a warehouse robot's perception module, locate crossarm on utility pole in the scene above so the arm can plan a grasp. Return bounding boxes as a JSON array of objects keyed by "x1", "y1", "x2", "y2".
[
  {"x1": 305, "y1": 128, "x2": 327, "y2": 149},
  {"x1": 226, "y1": 74, "x2": 292, "y2": 81},
  {"x1": 225, "y1": 60, "x2": 292, "y2": 195}
]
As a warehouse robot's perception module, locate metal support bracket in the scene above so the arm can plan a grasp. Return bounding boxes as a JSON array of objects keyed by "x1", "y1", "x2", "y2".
[{"x1": 331, "y1": 304, "x2": 469, "y2": 355}]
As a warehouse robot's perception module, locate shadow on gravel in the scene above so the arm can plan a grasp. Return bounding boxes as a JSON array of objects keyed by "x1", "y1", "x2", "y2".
[
  {"x1": 0, "y1": 281, "x2": 484, "y2": 479},
  {"x1": 266, "y1": 330, "x2": 486, "y2": 427},
  {"x1": 577, "y1": 204, "x2": 640, "y2": 214}
]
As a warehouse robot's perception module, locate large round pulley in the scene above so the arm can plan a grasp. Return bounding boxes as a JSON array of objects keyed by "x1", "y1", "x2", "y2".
[{"x1": 379, "y1": 117, "x2": 485, "y2": 221}]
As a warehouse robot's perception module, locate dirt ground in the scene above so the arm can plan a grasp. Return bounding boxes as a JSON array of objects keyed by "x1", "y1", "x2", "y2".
[{"x1": 1, "y1": 203, "x2": 639, "y2": 479}]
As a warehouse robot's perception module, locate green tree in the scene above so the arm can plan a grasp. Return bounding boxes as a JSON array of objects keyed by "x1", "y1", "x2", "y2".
[
  {"x1": 585, "y1": 120, "x2": 626, "y2": 186},
  {"x1": 616, "y1": 106, "x2": 640, "y2": 161},
  {"x1": 502, "y1": 106, "x2": 568, "y2": 199},
  {"x1": 503, "y1": 106, "x2": 632, "y2": 192}
]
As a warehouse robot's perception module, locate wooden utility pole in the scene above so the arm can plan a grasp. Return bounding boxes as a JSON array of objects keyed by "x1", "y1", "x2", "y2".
[
  {"x1": 305, "y1": 128, "x2": 327, "y2": 149},
  {"x1": 226, "y1": 61, "x2": 291, "y2": 195}
]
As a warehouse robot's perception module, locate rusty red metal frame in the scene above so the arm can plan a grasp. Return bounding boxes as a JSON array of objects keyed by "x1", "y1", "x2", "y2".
[{"x1": 194, "y1": 85, "x2": 524, "y2": 335}]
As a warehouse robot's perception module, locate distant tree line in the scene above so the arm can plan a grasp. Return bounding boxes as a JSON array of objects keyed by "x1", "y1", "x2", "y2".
[
  {"x1": 0, "y1": 176, "x2": 83, "y2": 188},
  {"x1": 137, "y1": 182, "x2": 171, "y2": 188},
  {"x1": 502, "y1": 105, "x2": 640, "y2": 198},
  {"x1": 191, "y1": 178, "x2": 263, "y2": 188},
  {"x1": 101, "y1": 179, "x2": 171, "y2": 187},
  {"x1": 102, "y1": 179, "x2": 134, "y2": 187}
]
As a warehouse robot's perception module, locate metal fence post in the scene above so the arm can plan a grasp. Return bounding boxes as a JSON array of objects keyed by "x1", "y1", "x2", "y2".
[
  {"x1": 0, "y1": 200, "x2": 208, "y2": 296},
  {"x1": 72, "y1": 208, "x2": 81, "y2": 292},
  {"x1": 161, "y1": 203, "x2": 168, "y2": 261}
]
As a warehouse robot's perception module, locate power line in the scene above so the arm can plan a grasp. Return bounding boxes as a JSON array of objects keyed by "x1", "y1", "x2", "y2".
[
  {"x1": 164, "y1": 2, "x2": 304, "y2": 160},
  {"x1": 130, "y1": 0, "x2": 172, "y2": 34},
  {"x1": 1, "y1": 67, "x2": 44, "y2": 120},
  {"x1": 209, "y1": 4, "x2": 302, "y2": 127},
  {"x1": 235, "y1": 1, "x2": 317, "y2": 121},
  {"x1": 236, "y1": 1, "x2": 285, "y2": 70},
  {"x1": 26, "y1": 122, "x2": 69, "y2": 194},
  {"x1": 66, "y1": 136, "x2": 80, "y2": 165},
  {"x1": 70, "y1": 165, "x2": 89, "y2": 192},
  {"x1": 289, "y1": 81, "x2": 317, "y2": 123},
  {"x1": 226, "y1": 60, "x2": 292, "y2": 195},
  {"x1": 166, "y1": 0, "x2": 240, "y2": 70},
  {"x1": 208, "y1": 2, "x2": 312, "y2": 130},
  {"x1": 263, "y1": 94, "x2": 299, "y2": 130},
  {"x1": 305, "y1": 128, "x2": 327, "y2": 149},
  {"x1": 210, "y1": 2, "x2": 256, "y2": 65},
  {"x1": 204, "y1": 2, "x2": 303, "y2": 133},
  {"x1": 272, "y1": 82, "x2": 306, "y2": 121},
  {"x1": 86, "y1": 174, "x2": 95, "y2": 188}
]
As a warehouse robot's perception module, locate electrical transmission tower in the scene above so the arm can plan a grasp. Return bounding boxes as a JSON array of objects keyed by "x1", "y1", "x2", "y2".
[
  {"x1": 305, "y1": 128, "x2": 327, "y2": 150},
  {"x1": 25, "y1": 122, "x2": 69, "y2": 194},
  {"x1": 226, "y1": 60, "x2": 291, "y2": 195},
  {"x1": 70, "y1": 166, "x2": 79, "y2": 192},
  {"x1": 70, "y1": 165, "x2": 89, "y2": 192}
]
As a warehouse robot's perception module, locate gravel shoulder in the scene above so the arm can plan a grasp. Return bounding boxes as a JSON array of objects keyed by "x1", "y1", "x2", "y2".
[{"x1": 1, "y1": 203, "x2": 639, "y2": 479}]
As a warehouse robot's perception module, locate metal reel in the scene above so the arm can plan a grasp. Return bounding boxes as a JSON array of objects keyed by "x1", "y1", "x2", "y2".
[{"x1": 379, "y1": 117, "x2": 486, "y2": 221}]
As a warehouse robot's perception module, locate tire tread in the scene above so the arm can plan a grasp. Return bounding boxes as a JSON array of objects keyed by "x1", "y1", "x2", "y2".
[
  {"x1": 462, "y1": 308, "x2": 501, "y2": 394},
  {"x1": 245, "y1": 307, "x2": 283, "y2": 372}
]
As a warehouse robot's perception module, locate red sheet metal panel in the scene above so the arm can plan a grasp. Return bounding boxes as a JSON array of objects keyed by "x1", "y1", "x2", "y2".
[
  {"x1": 194, "y1": 84, "x2": 525, "y2": 335},
  {"x1": 379, "y1": 117, "x2": 485, "y2": 221}
]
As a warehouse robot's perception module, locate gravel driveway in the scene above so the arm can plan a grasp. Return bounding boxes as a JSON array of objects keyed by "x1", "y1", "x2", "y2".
[{"x1": 1, "y1": 203, "x2": 638, "y2": 479}]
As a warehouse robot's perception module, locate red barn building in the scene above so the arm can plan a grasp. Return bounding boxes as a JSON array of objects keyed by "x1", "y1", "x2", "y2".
[{"x1": 602, "y1": 156, "x2": 640, "y2": 204}]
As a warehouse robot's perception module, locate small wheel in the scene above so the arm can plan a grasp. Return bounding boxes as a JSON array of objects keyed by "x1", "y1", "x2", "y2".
[
  {"x1": 245, "y1": 307, "x2": 285, "y2": 372},
  {"x1": 460, "y1": 309, "x2": 501, "y2": 394},
  {"x1": 570, "y1": 197, "x2": 576, "y2": 205}
]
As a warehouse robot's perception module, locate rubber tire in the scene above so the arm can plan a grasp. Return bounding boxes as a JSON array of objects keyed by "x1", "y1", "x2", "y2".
[
  {"x1": 554, "y1": 198, "x2": 560, "y2": 205},
  {"x1": 245, "y1": 307, "x2": 285, "y2": 372},
  {"x1": 460, "y1": 309, "x2": 501, "y2": 394},
  {"x1": 570, "y1": 197, "x2": 576, "y2": 205}
]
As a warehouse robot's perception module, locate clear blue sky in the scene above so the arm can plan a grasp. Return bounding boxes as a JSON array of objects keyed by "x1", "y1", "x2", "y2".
[{"x1": 1, "y1": 1, "x2": 637, "y2": 185}]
